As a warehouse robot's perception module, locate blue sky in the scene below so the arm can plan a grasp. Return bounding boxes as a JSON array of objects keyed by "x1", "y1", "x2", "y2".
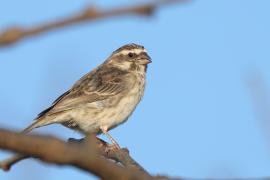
[{"x1": 1, "y1": 0, "x2": 270, "y2": 179}]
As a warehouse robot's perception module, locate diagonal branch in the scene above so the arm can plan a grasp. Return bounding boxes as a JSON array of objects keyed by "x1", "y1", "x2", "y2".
[
  {"x1": 0, "y1": 0, "x2": 188, "y2": 47},
  {"x1": 0, "y1": 137, "x2": 148, "y2": 174},
  {"x1": 69, "y1": 137, "x2": 149, "y2": 174},
  {"x1": 0, "y1": 129, "x2": 153, "y2": 180},
  {"x1": 0, "y1": 154, "x2": 28, "y2": 171},
  {"x1": 0, "y1": 129, "x2": 181, "y2": 180}
]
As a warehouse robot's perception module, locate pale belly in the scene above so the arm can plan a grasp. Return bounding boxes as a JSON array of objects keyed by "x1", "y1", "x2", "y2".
[{"x1": 63, "y1": 81, "x2": 145, "y2": 134}]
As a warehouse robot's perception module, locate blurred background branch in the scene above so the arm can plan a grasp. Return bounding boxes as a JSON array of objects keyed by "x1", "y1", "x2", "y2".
[
  {"x1": 0, "y1": 0, "x2": 187, "y2": 47},
  {"x1": 247, "y1": 71, "x2": 270, "y2": 149}
]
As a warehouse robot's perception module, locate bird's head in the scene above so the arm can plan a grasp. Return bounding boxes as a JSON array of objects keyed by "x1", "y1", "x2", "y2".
[{"x1": 106, "y1": 43, "x2": 152, "y2": 72}]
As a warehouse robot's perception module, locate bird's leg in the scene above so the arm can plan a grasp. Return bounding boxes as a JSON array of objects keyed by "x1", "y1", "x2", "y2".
[{"x1": 100, "y1": 126, "x2": 121, "y2": 150}]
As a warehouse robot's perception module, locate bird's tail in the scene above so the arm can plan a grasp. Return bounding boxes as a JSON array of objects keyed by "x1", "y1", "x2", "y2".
[
  {"x1": 21, "y1": 118, "x2": 52, "y2": 134},
  {"x1": 21, "y1": 121, "x2": 40, "y2": 133}
]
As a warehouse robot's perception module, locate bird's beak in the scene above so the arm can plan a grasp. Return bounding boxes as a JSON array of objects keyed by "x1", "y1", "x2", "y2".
[{"x1": 137, "y1": 54, "x2": 152, "y2": 65}]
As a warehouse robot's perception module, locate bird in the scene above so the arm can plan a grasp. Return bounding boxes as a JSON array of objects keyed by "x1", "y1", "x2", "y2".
[{"x1": 22, "y1": 43, "x2": 151, "y2": 148}]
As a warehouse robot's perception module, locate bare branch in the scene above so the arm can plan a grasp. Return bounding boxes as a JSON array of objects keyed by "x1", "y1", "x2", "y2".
[
  {"x1": 69, "y1": 137, "x2": 149, "y2": 174},
  {"x1": 0, "y1": 0, "x2": 188, "y2": 47},
  {"x1": 0, "y1": 137, "x2": 148, "y2": 175},
  {"x1": 0, "y1": 129, "x2": 182, "y2": 180},
  {"x1": 0, "y1": 129, "x2": 151, "y2": 179},
  {"x1": 0, "y1": 154, "x2": 28, "y2": 171}
]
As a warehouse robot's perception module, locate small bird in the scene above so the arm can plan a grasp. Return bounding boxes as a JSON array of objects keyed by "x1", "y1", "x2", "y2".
[{"x1": 23, "y1": 43, "x2": 151, "y2": 148}]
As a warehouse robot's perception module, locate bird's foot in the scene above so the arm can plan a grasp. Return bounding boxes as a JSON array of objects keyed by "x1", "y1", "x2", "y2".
[{"x1": 105, "y1": 143, "x2": 121, "y2": 153}]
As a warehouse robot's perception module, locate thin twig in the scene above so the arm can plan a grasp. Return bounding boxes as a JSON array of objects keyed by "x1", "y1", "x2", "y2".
[
  {"x1": 0, "y1": 154, "x2": 29, "y2": 171},
  {"x1": 0, "y1": 0, "x2": 188, "y2": 47}
]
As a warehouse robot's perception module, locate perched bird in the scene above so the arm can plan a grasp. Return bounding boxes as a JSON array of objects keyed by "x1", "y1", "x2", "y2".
[{"x1": 23, "y1": 43, "x2": 151, "y2": 148}]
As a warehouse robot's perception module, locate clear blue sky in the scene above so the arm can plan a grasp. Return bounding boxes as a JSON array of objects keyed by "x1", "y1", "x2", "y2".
[{"x1": 1, "y1": 0, "x2": 270, "y2": 179}]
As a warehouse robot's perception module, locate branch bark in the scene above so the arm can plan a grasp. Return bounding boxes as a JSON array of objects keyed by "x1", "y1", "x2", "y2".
[
  {"x1": 0, "y1": 137, "x2": 148, "y2": 174},
  {"x1": 0, "y1": 129, "x2": 181, "y2": 180},
  {"x1": 0, "y1": 0, "x2": 188, "y2": 47},
  {"x1": 69, "y1": 137, "x2": 149, "y2": 174}
]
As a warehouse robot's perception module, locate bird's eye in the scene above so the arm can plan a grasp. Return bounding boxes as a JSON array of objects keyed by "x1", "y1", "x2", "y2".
[{"x1": 128, "y1": 53, "x2": 134, "y2": 58}]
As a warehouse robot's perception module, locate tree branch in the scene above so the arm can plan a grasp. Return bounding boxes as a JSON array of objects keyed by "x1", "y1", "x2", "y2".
[
  {"x1": 0, "y1": 137, "x2": 148, "y2": 174},
  {"x1": 0, "y1": 154, "x2": 28, "y2": 171},
  {"x1": 69, "y1": 137, "x2": 149, "y2": 174},
  {"x1": 0, "y1": 129, "x2": 150, "y2": 179},
  {"x1": 0, "y1": 0, "x2": 188, "y2": 47},
  {"x1": 0, "y1": 129, "x2": 181, "y2": 180}
]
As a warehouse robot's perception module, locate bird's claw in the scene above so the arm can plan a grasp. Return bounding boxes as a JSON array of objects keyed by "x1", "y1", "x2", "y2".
[{"x1": 105, "y1": 143, "x2": 121, "y2": 153}]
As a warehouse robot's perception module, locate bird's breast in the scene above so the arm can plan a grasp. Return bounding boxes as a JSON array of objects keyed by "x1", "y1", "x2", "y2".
[
  {"x1": 100, "y1": 74, "x2": 146, "y2": 129},
  {"x1": 71, "y1": 73, "x2": 146, "y2": 134}
]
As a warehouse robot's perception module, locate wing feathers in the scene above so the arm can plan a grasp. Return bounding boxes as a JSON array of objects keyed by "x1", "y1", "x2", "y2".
[{"x1": 36, "y1": 66, "x2": 130, "y2": 119}]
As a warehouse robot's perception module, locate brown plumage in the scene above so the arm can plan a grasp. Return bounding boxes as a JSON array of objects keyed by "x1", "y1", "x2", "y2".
[{"x1": 23, "y1": 43, "x2": 151, "y2": 148}]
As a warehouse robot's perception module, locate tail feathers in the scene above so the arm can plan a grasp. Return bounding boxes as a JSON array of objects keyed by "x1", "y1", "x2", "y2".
[{"x1": 21, "y1": 119, "x2": 51, "y2": 134}]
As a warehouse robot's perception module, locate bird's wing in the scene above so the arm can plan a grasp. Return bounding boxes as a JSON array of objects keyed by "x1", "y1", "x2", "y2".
[{"x1": 36, "y1": 66, "x2": 130, "y2": 119}]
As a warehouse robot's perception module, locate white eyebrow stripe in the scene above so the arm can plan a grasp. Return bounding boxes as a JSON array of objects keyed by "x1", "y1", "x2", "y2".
[{"x1": 115, "y1": 49, "x2": 147, "y2": 56}]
